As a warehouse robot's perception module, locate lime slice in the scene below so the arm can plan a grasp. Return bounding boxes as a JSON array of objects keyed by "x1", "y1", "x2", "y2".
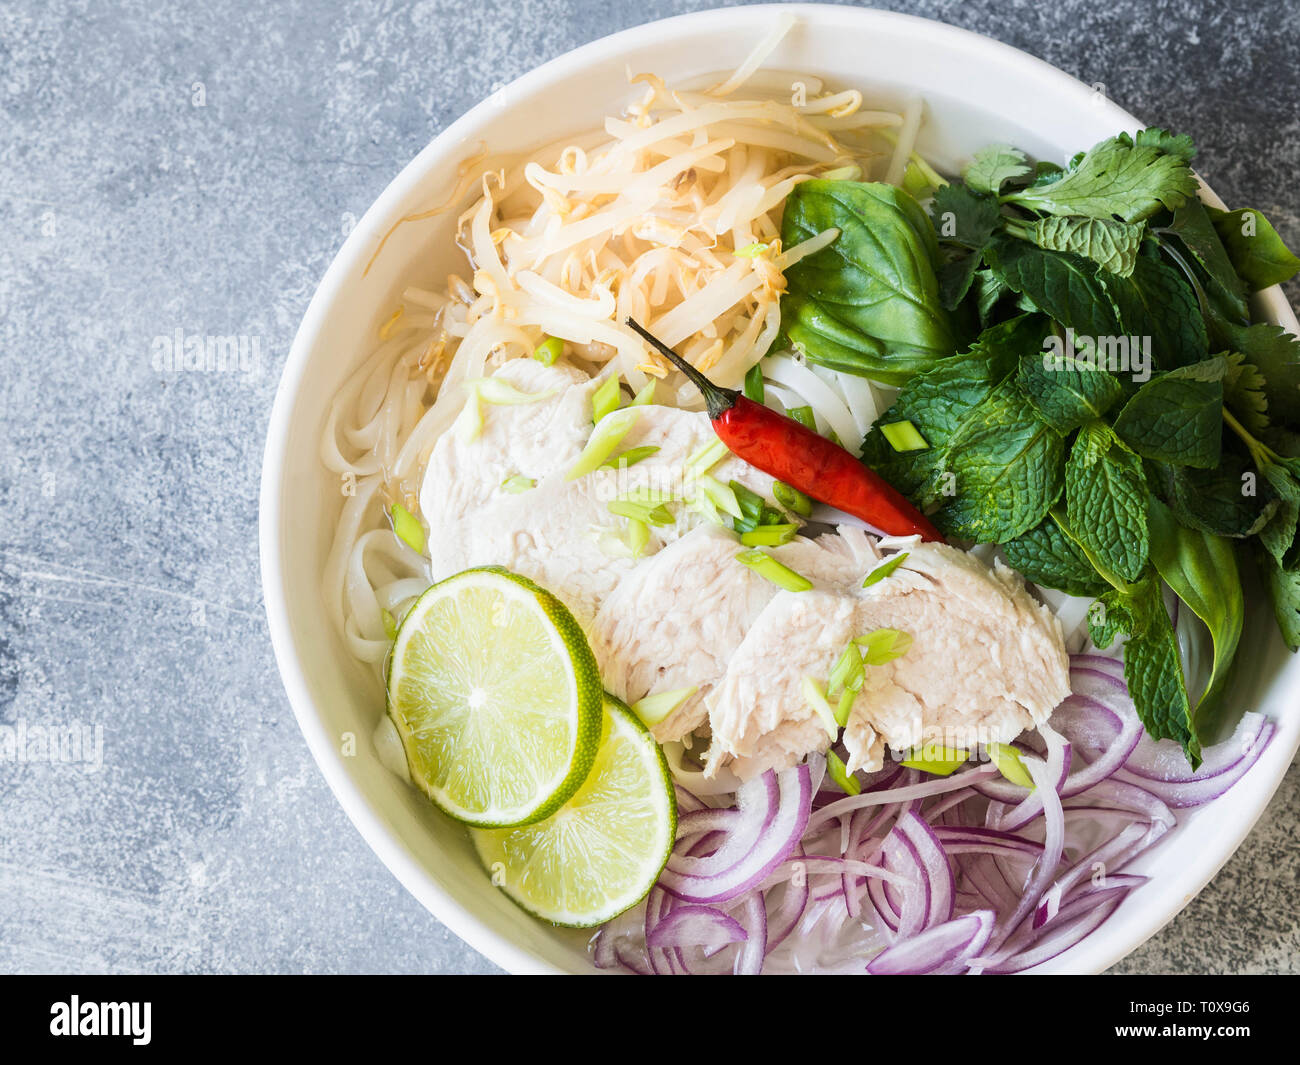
[
  {"x1": 472, "y1": 695, "x2": 677, "y2": 927},
  {"x1": 386, "y1": 566, "x2": 602, "y2": 827}
]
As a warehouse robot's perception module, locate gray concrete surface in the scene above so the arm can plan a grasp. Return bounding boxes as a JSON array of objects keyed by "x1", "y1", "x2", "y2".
[{"x1": 1, "y1": 0, "x2": 1296, "y2": 975}]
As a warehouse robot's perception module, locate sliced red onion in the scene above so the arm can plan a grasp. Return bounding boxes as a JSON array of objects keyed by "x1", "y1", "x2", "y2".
[
  {"x1": 867, "y1": 910, "x2": 995, "y2": 975},
  {"x1": 734, "y1": 893, "x2": 768, "y2": 975},
  {"x1": 766, "y1": 862, "x2": 810, "y2": 954},
  {"x1": 647, "y1": 905, "x2": 748, "y2": 952},
  {"x1": 658, "y1": 765, "x2": 811, "y2": 904}
]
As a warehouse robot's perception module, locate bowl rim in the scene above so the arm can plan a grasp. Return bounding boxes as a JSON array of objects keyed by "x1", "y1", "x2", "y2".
[{"x1": 260, "y1": 2, "x2": 1300, "y2": 975}]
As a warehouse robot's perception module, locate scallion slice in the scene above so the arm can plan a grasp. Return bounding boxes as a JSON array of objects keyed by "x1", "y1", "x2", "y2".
[
  {"x1": 987, "y1": 742, "x2": 1035, "y2": 789},
  {"x1": 880, "y1": 420, "x2": 929, "y2": 452},
  {"x1": 686, "y1": 436, "x2": 730, "y2": 476},
  {"x1": 862, "y1": 551, "x2": 909, "y2": 588},
  {"x1": 630, "y1": 686, "x2": 698, "y2": 728},
  {"x1": 739, "y1": 523, "x2": 798, "y2": 547},
  {"x1": 733, "y1": 242, "x2": 769, "y2": 259},
  {"x1": 631, "y1": 380, "x2": 657, "y2": 406},
  {"x1": 608, "y1": 500, "x2": 675, "y2": 526},
  {"x1": 827, "y1": 642, "x2": 865, "y2": 698},
  {"x1": 391, "y1": 503, "x2": 426, "y2": 555},
  {"x1": 900, "y1": 745, "x2": 969, "y2": 776},
  {"x1": 602, "y1": 445, "x2": 660, "y2": 470},
  {"x1": 801, "y1": 676, "x2": 839, "y2": 740},
  {"x1": 533, "y1": 335, "x2": 564, "y2": 365},
  {"x1": 854, "y1": 628, "x2": 912, "y2": 665},
  {"x1": 773, "y1": 481, "x2": 812, "y2": 517},
  {"x1": 500, "y1": 474, "x2": 535, "y2": 494},
  {"x1": 737, "y1": 549, "x2": 812, "y2": 592},
  {"x1": 787, "y1": 405, "x2": 817, "y2": 431},
  {"x1": 468, "y1": 378, "x2": 558, "y2": 406},
  {"x1": 826, "y1": 750, "x2": 861, "y2": 795},
  {"x1": 592, "y1": 373, "x2": 622, "y2": 424},
  {"x1": 695, "y1": 474, "x2": 742, "y2": 520},
  {"x1": 566, "y1": 408, "x2": 640, "y2": 480}
]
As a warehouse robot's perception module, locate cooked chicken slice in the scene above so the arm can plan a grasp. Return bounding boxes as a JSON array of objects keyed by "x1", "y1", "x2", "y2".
[
  {"x1": 704, "y1": 588, "x2": 856, "y2": 778},
  {"x1": 841, "y1": 543, "x2": 1070, "y2": 773},
  {"x1": 591, "y1": 525, "x2": 778, "y2": 742}
]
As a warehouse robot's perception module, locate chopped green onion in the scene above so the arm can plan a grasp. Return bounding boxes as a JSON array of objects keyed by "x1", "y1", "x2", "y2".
[
  {"x1": 500, "y1": 474, "x2": 536, "y2": 493},
  {"x1": 533, "y1": 335, "x2": 564, "y2": 365},
  {"x1": 862, "y1": 551, "x2": 909, "y2": 588},
  {"x1": 737, "y1": 549, "x2": 813, "y2": 592},
  {"x1": 787, "y1": 405, "x2": 817, "y2": 431},
  {"x1": 631, "y1": 686, "x2": 699, "y2": 728},
  {"x1": 828, "y1": 642, "x2": 866, "y2": 697},
  {"x1": 987, "y1": 742, "x2": 1035, "y2": 789},
  {"x1": 733, "y1": 242, "x2": 769, "y2": 258},
  {"x1": 603, "y1": 445, "x2": 660, "y2": 470},
  {"x1": 744, "y1": 363, "x2": 766, "y2": 403},
  {"x1": 902, "y1": 161, "x2": 933, "y2": 200},
  {"x1": 467, "y1": 378, "x2": 558, "y2": 405},
  {"x1": 900, "y1": 745, "x2": 969, "y2": 776},
  {"x1": 614, "y1": 485, "x2": 678, "y2": 505},
  {"x1": 773, "y1": 481, "x2": 812, "y2": 517},
  {"x1": 592, "y1": 373, "x2": 623, "y2": 424},
  {"x1": 686, "y1": 435, "x2": 730, "y2": 476},
  {"x1": 740, "y1": 523, "x2": 799, "y2": 547},
  {"x1": 825, "y1": 750, "x2": 861, "y2": 795},
  {"x1": 854, "y1": 628, "x2": 913, "y2": 666},
  {"x1": 835, "y1": 689, "x2": 856, "y2": 728},
  {"x1": 695, "y1": 474, "x2": 742, "y2": 519},
  {"x1": 566, "y1": 408, "x2": 640, "y2": 480},
  {"x1": 608, "y1": 500, "x2": 675, "y2": 526},
  {"x1": 801, "y1": 676, "x2": 839, "y2": 740},
  {"x1": 631, "y1": 380, "x2": 657, "y2": 406},
  {"x1": 391, "y1": 503, "x2": 426, "y2": 555},
  {"x1": 881, "y1": 420, "x2": 929, "y2": 452},
  {"x1": 624, "y1": 518, "x2": 651, "y2": 559},
  {"x1": 821, "y1": 164, "x2": 862, "y2": 182},
  {"x1": 381, "y1": 608, "x2": 398, "y2": 640}
]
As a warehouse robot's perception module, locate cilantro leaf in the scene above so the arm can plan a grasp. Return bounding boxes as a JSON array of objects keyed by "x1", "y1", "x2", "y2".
[
  {"x1": 962, "y1": 144, "x2": 1030, "y2": 196},
  {"x1": 1134, "y1": 128, "x2": 1197, "y2": 164},
  {"x1": 1210, "y1": 321, "x2": 1300, "y2": 431},
  {"x1": 1065, "y1": 421, "x2": 1150, "y2": 581},
  {"x1": 1111, "y1": 357, "x2": 1225, "y2": 467},
  {"x1": 1003, "y1": 132, "x2": 1198, "y2": 222}
]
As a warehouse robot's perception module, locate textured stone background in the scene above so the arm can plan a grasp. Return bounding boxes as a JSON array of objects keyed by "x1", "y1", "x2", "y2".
[{"x1": 1, "y1": 0, "x2": 1296, "y2": 975}]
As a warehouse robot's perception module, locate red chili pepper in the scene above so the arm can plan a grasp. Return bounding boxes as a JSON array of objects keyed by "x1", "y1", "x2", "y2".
[{"x1": 627, "y1": 319, "x2": 943, "y2": 542}]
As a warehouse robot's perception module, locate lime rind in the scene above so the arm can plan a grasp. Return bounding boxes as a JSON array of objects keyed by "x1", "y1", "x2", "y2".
[
  {"x1": 386, "y1": 566, "x2": 602, "y2": 828},
  {"x1": 471, "y1": 695, "x2": 677, "y2": 927}
]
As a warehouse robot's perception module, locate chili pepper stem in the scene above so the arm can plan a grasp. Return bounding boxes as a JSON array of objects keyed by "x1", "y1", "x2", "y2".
[{"x1": 626, "y1": 318, "x2": 738, "y2": 419}]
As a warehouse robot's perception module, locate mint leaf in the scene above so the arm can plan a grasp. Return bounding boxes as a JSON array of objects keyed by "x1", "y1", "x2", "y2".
[
  {"x1": 1003, "y1": 133, "x2": 1198, "y2": 222},
  {"x1": 1111, "y1": 357, "x2": 1225, "y2": 467},
  {"x1": 1153, "y1": 454, "x2": 1276, "y2": 539},
  {"x1": 963, "y1": 144, "x2": 1030, "y2": 196},
  {"x1": 936, "y1": 380, "x2": 1064, "y2": 542},
  {"x1": 1102, "y1": 252, "x2": 1208, "y2": 369},
  {"x1": 1018, "y1": 344, "x2": 1126, "y2": 432},
  {"x1": 1028, "y1": 216, "x2": 1144, "y2": 277},
  {"x1": 1065, "y1": 421, "x2": 1150, "y2": 581},
  {"x1": 1209, "y1": 206, "x2": 1300, "y2": 292},
  {"x1": 1120, "y1": 574, "x2": 1199, "y2": 766},
  {"x1": 1003, "y1": 518, "x2": 1108, "y2": 597},
  {"x1": 986, "y1": 236, "x2": 1123, "y2": 339}
]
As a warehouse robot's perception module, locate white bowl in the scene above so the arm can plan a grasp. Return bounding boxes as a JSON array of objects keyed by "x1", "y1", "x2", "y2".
[{"x1": 260, "y1": 3, "x2": 1300, "y2": 974}]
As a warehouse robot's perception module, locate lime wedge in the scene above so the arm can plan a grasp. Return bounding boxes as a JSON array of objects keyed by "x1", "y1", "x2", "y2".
[
  {"x1": 386, "y1": 566, "x2": 602, "y2": 827},
  {"x1": 472, "y1": 695, "x2": 676, "y2": 927}
]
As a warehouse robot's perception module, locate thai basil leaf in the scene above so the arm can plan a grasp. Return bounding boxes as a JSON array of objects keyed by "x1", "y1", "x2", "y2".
[
  {"x1": 1208, "y1": 206, "x2": 1300, "y2": 291},
  {"x1": 1146, "y1": 496, "x2": 1243, "y2": 730},
  {"x1": 781, "y1": 181, "x2": 955, "y2": 382}
]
